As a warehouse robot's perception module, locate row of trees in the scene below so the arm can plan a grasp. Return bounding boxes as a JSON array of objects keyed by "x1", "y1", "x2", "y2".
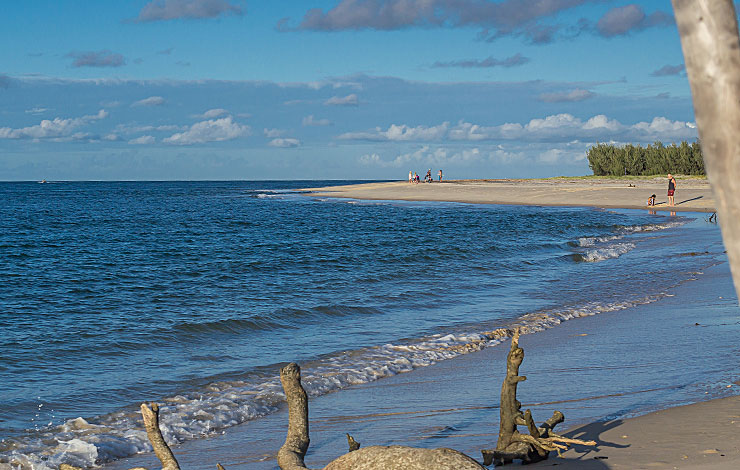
[{"x1": 587, "y1": 141, "x2": 705, "y2": 176}]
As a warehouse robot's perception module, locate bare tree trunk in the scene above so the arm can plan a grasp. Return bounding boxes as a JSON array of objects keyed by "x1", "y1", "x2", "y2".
[
  {"x1": 672, "y1": 0, "x2": 740, "y2": 297},
  {"x1": 278, "y1": 363, "x2": 311, "y2": 470}
]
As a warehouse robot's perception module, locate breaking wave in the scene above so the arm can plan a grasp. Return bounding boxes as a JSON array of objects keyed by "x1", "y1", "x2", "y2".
[{"x1": 0, "y1": 293, "x2": 668, "y2": 470}]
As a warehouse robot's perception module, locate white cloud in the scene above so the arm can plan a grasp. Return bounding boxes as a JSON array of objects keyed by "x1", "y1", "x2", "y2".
[
  {"x1": 132, "y1": 96, "x2": 166, "y2": 107},
  {"x1": 324, "y1": 93, "x2": 359, "y2": 106},
  {"x1": 103, "y1": 133, "x2": 121, "y2": 141},
  {"x1": 136, "y1": 0, "x2": 243, "y2": 22},
  {"x1": 359, "y1": 145, "x2": 485, "y2": 168},
  {"x1": 339, "y1": 122, "x2": 449, "y2": 141},
  {"x1": 25, "y1": 107, "x2": 49, "y2": 115},
  {"x1": 633, "y1": 116, "x2": 696, "y2": 135},
  {"x1": 302, "y1": 114, "x2": 332, "y2": 126},
  {"x1": 359, "y1": 153, "x2": 383, "y2": 166},
  {"x1": 0, "y1": 109, "x2": 107, "y2": 140},
  {"x1": 264, "y1": 128, "x2": 285, "y2": 138},
  {"x1": 114, "y1": 123, "x2": 186, "y2": 134},
  {"x1": 268, "y1": 138, "x2": 301, "y2": 148},
  {"x1": 359, "y1": 141, "x2": 591, "y2": 170},
  {"x1": 582, "y1": 114, "x2": 621, "y2": 131},
  {"x1": 537, "y1": 88, "x2": 595, "y2": 103},
  {"x1": 163, "y1": 116, "x2": 250, "y2": 145},
  {"x1": 342, "y1": 114, "x2": 697, "y2": 144},
  {"x1": 196, "y1": 108, "x2": 229, "y2": 119},
  {"x1": 129, "y1": 135, "x2": 156, "y2": 145}
]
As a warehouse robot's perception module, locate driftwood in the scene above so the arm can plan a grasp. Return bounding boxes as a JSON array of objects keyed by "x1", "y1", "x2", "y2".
[
  {"x1": 61, "y1": 335, "x2": 595, "y2": 470},
  {"x1": 481, "y1": 330, "x2": 595, "y2": 466},
  {"x1": 59, "y1": 403, "x2": 223, "y2": 470},
  {"x1": 672, "y1": 0, "x2": 740, "y2": 298},
  {"x1": 277, "y1": 362, "x2": 485, "y2": 470}
]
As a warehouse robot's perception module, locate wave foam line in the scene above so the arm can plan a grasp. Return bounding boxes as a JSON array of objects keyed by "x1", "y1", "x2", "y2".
[
  {"x1": 578, "y1": 242, "x2": 636, "y2": 262},
  {"x1": 0, "y1": 293, "x2": 668, "y2": 470}
]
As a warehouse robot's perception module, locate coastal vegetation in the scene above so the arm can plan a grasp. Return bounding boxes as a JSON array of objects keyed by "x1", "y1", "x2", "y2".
[{"x1": 587, "y1": 141, "x2": 705, "y2": 176}]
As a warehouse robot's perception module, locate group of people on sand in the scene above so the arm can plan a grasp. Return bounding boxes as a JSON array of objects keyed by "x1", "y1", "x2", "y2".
[
  {"x1": 408, "y1": 169, "x2": 443, "y2": 183},
  {"x1": 646, "y1": 174, "x2": 678, "y2": 207}
]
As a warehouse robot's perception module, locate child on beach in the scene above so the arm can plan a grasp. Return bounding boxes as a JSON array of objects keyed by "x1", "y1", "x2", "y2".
[{"x1": 647, "y1": 194, "x2": 656, "y2": 206}]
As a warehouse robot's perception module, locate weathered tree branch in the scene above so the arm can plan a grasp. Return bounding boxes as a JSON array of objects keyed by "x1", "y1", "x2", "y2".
[
  {"x1": 672, "y1": 0, "x2": 740, "y2": 297},
  {"x1": 277, "y1": 362, "x2": 485, "y2": 470},
  {"x1": 346, "y1": 433, "x2": 361, "y2": 452},
  {"x1": 140, "y1": 403, "x2": 180, "y2": 470},
  {"x1": 487, "y1": 329, "x2": 595, "y2": 465},
  {"x1": 59, "y1": 404, "x2": 178, "y2": 470},
  {"x1": 277, "y1": 363, "x2": 311, "y2": 470}
]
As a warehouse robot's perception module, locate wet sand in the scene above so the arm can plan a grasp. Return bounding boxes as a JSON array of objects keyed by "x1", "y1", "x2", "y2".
[
  {"x1": 108, "y1": 235, "x2": 739, "y2": 470},
  {"x1": 302, "y1": 177, "x2": 716, "y2": 213}
]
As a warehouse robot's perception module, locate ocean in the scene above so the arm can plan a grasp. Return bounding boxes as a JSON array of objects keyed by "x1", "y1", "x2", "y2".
[{"x1": 0, "y1": 181, "x2": 731, "y2": 469}]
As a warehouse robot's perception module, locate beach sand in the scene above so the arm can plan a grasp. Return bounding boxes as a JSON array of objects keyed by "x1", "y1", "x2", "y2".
[
  {"x1": 302, "y1": 177, "x2": 716, "y2": 213},
  {"x1": 108, "y1": 217, "x2": 739, "y2": 470}
]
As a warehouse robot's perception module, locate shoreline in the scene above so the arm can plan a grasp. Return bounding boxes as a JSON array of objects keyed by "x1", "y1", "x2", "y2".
[
  {"x1": 300, "y1": 178, "x2": 716, "y2": 213},
  {"x1": 105, "y1": 210, "x2": 739, "y2": 470}
]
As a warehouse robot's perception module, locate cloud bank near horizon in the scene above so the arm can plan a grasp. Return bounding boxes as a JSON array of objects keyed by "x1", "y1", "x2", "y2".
[{"x1": 0, "y1": 73, "x2": 696, "y2": 179}]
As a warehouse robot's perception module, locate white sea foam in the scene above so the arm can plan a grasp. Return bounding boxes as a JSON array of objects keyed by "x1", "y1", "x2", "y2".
[
  {"x1": 578, "y1": 234, "x2": 622, "y2": 247},
  {"x1": 580, "y1": 242, "x2": 636, "y2": 262},
  {"x1": 0, "y1": 293, "x2": 668, "y2": 470},
  {"x1": 575, "y1": 218, "x2": 685, "y2": 261},
  {"x1": 620, "y1": 220, "x2": 686, "y2": 233}
]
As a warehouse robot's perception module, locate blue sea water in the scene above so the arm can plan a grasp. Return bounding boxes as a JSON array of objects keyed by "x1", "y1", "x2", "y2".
[{"x1": 0, "y1": 181, "x2": 726, "y2": 469}]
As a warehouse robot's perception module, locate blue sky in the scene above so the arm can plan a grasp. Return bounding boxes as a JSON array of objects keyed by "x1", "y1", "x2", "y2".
[{"x1": 0, "y1": 0, "x2": 707, "y2": 180}]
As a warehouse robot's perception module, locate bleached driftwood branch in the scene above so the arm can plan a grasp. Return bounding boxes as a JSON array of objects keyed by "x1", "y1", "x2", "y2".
[
  {"x1": 140, "y1": 403, "x2": 180, "y2": 470},
  {"x1": 672, "y1": 0, "x2": 740, "y2": 297},
  {"x1": 277, "y1": 363, "x2": 485, "y2": 470},
  {"x1": 481, "y1": 330, "x2": 595, "y2": 466},
  {"x1": 60, "y1": 403, "x2": 225, "y2": 470}
]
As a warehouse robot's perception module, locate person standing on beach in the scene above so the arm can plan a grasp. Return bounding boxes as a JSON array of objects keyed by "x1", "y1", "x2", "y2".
[
  {"x1": 667, "y1": 174, "x2": 677, "y2": 206},
  {"x1": 438, "y1": 169, "x2": 443, "y2": 181},
  {"x1": 409, "y1": 171, "x2": 413, "y2": 183}
]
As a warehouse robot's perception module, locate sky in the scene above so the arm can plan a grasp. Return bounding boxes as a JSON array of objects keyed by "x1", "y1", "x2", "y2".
[{"x1": 0, "y1": 0, "x2": 713, "y2": 180}]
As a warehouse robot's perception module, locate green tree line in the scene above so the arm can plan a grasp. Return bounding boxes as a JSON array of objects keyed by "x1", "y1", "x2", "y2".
[{"x1": 587, "y1": 141, "x2": 705, "y2": 176}]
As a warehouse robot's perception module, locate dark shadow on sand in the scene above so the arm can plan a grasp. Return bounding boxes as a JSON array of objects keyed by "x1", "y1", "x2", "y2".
[
  {"x1": 520, "y1": 421, "x2": 626, "y2": 468},
  {"x1": 527, "y1": 457, "x2": 611, "y2": 468},
  {"x1": 531, "y1": 419, "x2": 629, "y2": 468},
  {"x1": 677, "y1": 195, "x2": 704, "y2": 205}
]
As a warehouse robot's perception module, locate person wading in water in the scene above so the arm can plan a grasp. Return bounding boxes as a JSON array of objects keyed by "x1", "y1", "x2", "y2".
[{"x1": 667, "y1": 174, "x2": 677, "y2": 207}]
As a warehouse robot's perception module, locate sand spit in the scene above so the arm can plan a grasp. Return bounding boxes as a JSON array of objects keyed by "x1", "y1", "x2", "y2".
[{"x1": 301, "y1": 177, "x2": 716, "y2": 213}]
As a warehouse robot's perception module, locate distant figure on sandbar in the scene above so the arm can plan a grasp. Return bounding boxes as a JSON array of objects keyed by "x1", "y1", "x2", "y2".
[
  {"x1": 647, "y1": 194, "x2": 656, "y2": 206},
  {"x1": 667, "y1": 174, "x2": 677, "y2": 206},
  {"x1": 414, "y1": 172, "x2": 419, "y2": 184},
  {"x1": 425, "y1": 169, "x2": 432, "y2": 183},
  {"x1": 408, "y1": 170, "x2": 413, "y2": 183},
  {"x1": 438, "y1": 169, "x2": 443, "y2": 181}
]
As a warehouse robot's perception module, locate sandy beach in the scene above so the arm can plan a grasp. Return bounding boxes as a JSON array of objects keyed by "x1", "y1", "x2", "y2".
[{"x1": 302, "y1": 177, "x2": 716, "y2": 213}]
